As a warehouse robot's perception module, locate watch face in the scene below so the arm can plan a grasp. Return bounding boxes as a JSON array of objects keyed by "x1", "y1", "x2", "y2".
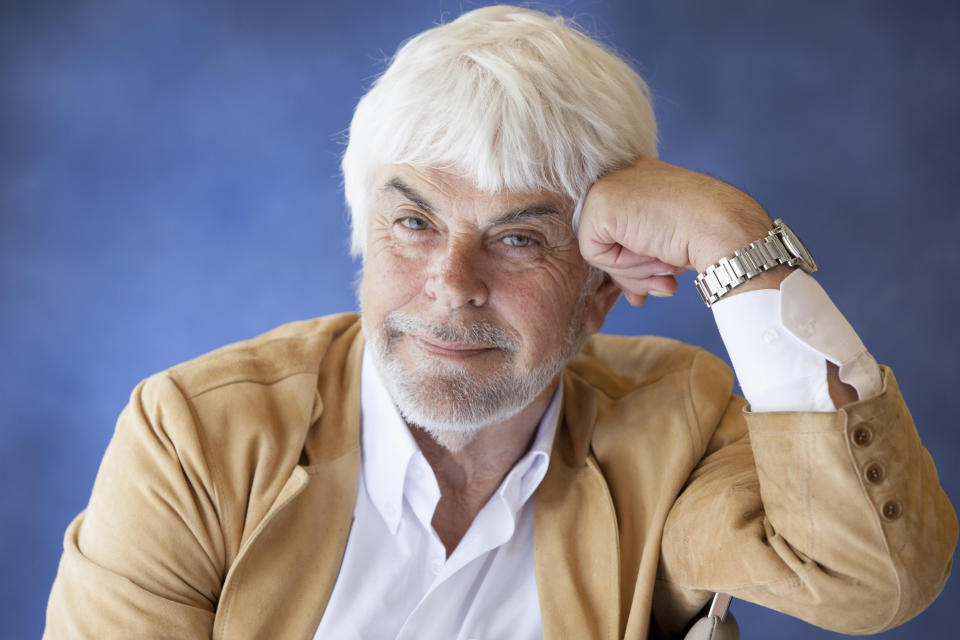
[{"x1": 775, "y1": 219, "x2": 818, "y2": 273}]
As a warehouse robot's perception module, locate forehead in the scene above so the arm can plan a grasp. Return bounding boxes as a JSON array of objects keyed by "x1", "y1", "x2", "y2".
[{"x1": 372, "y1": 165, "x2": 574, "y2": 223}]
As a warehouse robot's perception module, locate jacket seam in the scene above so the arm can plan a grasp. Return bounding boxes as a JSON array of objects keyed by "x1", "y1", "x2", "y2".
[{"x1": 184, "y1": 369, "x2": 320, "y2": 400}]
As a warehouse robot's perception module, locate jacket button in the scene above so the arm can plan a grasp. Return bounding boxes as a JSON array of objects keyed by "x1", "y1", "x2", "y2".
[
  {"x1": 881, "y1": 500, "x2": 902, "y2": 521},
  {"x1": 851, "y1": 424, "x2": 873, "y2": 447},
  {"x1": 864, "y1": 462, "x2": 885, "y2": 484}
]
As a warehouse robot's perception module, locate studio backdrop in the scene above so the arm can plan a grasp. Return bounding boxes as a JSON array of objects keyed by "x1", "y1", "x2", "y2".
[{"x1": 1, "y1": 1, "x2": 957, "y2": 638}]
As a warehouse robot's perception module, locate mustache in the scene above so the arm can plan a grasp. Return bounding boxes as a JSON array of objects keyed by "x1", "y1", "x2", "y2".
[{"x1": 383, "y1": 311, "x2": 521, "y2": 352}]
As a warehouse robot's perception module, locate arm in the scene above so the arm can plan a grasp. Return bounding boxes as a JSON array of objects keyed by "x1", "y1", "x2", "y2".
[
  {"x1": 653, "y1": 363, "x2": 955, "y2": 634},
  {"x1": 578, "y1": 158, "x2": 957, "y2": 632},
  {"x1": 44, "y1": 374, "x2": 222, "y2": 639},
  {"x1": 578, "y1": 157, "x2": 859, "y2": 404}
]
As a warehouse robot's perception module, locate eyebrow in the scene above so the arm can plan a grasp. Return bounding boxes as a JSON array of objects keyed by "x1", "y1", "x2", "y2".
[
  {"x1": 382, "y1": 178, "x2": 435, "y2": 214},
  {"x1": 382, "y1": 176, "x2": 563, "y2": 226},
  {"x1": 489, "y1": 205, "x2": 562, "y2": 226}
]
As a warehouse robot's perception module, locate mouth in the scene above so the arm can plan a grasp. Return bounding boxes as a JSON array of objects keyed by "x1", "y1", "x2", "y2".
[{"x1": 410, "y1": 335, "x2": 499, "y2": 359}]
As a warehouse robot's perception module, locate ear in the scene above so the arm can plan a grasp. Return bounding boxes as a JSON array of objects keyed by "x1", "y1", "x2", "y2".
[{"x1": 583, "y1": 273, "x2": 621, "y2": 335}]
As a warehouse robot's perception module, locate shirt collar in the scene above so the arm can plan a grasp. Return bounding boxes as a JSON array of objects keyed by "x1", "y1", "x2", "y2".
[
  {"x1": 499, "y1": 380, "x2": 561, "y2": 513},
  {"x1": 361, "y1": 347, "x2": 420, "y2": 534}
]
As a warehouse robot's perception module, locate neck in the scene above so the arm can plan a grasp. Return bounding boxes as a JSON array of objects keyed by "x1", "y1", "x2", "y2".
[{"x1": 408, "y1": 377, "x2": 559, "y2": 555}]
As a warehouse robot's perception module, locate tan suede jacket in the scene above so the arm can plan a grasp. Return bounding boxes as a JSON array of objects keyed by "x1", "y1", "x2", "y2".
[{"x1": 45, "y1": 313, "x2": 956, "y2": 639}]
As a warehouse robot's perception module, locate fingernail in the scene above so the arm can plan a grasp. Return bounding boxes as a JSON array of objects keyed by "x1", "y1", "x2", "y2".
[
  {"x1": 649, "y1": 290, "x2": 675, "y2": 298},
  {"x1": 653, "y1": 272, "x2": 675, "y2": 277}
]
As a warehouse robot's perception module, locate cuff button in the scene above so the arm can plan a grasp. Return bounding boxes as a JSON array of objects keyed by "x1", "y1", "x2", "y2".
[
  {"x1": 881, "y1": 500, "x2": 902, "y2": 521},
  {"x1": 852, "y1": 425, "x2": 873, "y2": 447}
]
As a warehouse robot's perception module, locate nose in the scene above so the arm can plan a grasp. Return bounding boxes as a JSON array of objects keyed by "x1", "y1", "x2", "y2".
[{"x1": 423, "y1": 238, "x2": 489, "y2": 309}]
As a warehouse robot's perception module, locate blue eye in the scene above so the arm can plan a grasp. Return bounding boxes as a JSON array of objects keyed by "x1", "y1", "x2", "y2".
[
  {"x1": 399, "y1": 216, "x2": 428, "y2": 230},
  {"x1": 503, "y1": 234, "x2": 533, "y2": 248}
]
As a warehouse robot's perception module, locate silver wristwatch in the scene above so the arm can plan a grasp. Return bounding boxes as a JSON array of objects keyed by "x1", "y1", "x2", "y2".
[{"x1": 694, "y1": 218, "x2": 817, "y2": 307}]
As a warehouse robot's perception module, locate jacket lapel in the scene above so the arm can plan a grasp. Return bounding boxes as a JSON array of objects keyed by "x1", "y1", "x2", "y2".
[
  {"x1": 535, "y1": 371, "x2": 622, "y2": 639},
  {"x1": 213, "y1": 324, "x2": 365, "y2": 640}
]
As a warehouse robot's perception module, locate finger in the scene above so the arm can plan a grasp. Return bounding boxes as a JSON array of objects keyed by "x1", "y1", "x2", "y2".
[
  {"x1": 592, "y1": 255, "x2": 686, "y2": 291},
  {"x1": 581, "y1": 241, "x2": 655, "y2": 269},
  {"x1": 646, "y1": 274, "x2": 679, "y2": 297},
  {"x1": 609, "y1": 272, "x2": 679, "y2": 292},
  {"x1": 624, "y1": 292, "x2": 648, "y2": 306},
  {"x1": 613, "y1": 274, "x2": 679, "y2": 299},
  {"x1": 583, "y1": 242, "x2": 685, "y2": 274},
  {"x1": 601, "y1": 258, "x2": 683, "y2": 280}
]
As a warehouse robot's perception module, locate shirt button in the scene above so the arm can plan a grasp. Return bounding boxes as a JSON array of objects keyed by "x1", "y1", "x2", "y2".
[
  {"x1": 431, "y1": 558, "x2": 443, "y2": 573},
  {"x1": 762, "y1": 328, "x2": 780, "y2": 344},
  {"x1": 881, "y1": 500, "x2": 902, "y2": 521},
  {"x1": 800, "y1": 319, "x2": 816, "y2": 337},
  {"x1": 864, "y1": 461, "x2": 885, "y2": 484},
  {"x1": 851, "y1": 424, "x2": 873, "y2": 447}
]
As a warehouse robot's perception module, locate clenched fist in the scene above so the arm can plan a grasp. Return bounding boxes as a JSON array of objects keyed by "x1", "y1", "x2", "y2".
[{"x1": 578, "y1": 157, "x2": 789, "y2": 305}]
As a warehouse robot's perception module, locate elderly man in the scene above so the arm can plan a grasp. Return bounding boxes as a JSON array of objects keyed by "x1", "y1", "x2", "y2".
[{"x1": 45, "y1": 5, "x2": 955, "y2": 639}]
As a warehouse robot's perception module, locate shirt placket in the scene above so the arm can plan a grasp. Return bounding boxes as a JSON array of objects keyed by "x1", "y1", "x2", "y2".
[{"x1": 397, "y1": 466, "x2": 525, "y2": 639}]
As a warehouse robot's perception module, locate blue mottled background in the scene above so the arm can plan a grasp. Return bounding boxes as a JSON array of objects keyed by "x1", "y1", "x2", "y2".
[{"x1": 2, "y1": 1, "x2": 957, "y2": 637}]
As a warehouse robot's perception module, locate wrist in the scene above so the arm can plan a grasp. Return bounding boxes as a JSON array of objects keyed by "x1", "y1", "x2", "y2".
[
  {"x1": 694, "y1": 219, "x2": 817, "y2": 307},
  {"x1": 692, "y1": 191, "x2": 772, "y2": 272}
]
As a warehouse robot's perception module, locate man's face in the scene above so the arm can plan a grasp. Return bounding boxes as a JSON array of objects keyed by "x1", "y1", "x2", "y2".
[{"x1": 360, "y1": 165, "x2": 612, "y2": 446}]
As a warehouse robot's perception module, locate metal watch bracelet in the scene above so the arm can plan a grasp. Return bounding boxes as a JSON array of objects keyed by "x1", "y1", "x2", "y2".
[{"x1": 693, "y1": 218, "x2": 817, "y2": 307}]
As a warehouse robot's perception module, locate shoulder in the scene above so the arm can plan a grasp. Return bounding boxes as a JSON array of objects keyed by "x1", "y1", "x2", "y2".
[
  {"x1": 164, "y1": 312, "x2": 361, "y2": 397},
  {"x1": 569, "y1": 333, "x2": 732, "y2": 401},
  {"x1": 118, "y1": 313, "x2": 362, "y2": 547},
  {"x1": 568, "y1": 333, "x2": 738, "y2": 462},
  {"x1": 130, "y1": 312, "x2": 362, "y2": 490},
  {"x1": 142, "y1": 311, "x2": 362, "y2": 444}
]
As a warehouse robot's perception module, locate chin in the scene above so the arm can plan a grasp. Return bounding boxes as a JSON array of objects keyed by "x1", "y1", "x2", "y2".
[{"x1": 361, "y1": 309, "x2": 585, "y2": 445}]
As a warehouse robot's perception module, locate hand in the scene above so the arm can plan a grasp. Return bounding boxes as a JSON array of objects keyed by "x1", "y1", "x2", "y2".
[{"x1": 578, "y1": 157, "x2": 784, "y2": 305}]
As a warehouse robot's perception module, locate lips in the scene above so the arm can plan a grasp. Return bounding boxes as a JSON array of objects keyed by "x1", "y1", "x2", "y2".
[
  {"x1": 382, "y1": 310, "x2": 521, "y2": 356},
  {"x1": 410, "y1": 335, "x2": 497, "y2": 359}
]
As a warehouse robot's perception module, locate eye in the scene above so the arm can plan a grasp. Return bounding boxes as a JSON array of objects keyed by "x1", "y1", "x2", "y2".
[
  {"x1": 502, "y1": 233, "x2": 534, "y2": 248},
  {"x1": 398, "y1": 216, "x2": 429, "y2": 231}
]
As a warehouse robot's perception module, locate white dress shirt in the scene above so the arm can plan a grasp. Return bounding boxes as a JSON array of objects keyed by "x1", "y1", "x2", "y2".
[
  {"x1": 314, "y1": 270, "x2": 881, "y2": 639},
  {"x1": 313, "y1": 347, "x2": 562, "y2": 639}
]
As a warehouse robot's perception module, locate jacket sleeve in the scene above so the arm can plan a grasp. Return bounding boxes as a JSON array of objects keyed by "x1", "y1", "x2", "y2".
[
  {"x1": 44, "y1": 373, "x2": 223, "y2": 639},
  {"x1": 653, "y1": 360, "x2": 957, "y2": 636}
]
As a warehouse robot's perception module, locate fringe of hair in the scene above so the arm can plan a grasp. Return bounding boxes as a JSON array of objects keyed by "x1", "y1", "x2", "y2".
[{"x1": 342, "y1": 5, "x2": 658, "y2": 257}]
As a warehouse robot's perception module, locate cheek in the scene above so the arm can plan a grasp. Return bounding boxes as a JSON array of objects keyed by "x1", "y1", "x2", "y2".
[
  {"x1": 494, "y1": 274, "x2": 581, "y2": 352},
  {"x1": 361, "y1": 251, "x2": 425, "y2": 318},
  {"x1": 508, "y1": 284, "x2": 552, "y2": 319},
  {"x1": 497, "y1": 257, "x2": 582, "y2": 309}
]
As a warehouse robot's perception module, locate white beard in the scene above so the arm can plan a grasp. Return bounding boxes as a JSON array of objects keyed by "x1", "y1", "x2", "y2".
[{"x1": 363, "y1": 309, "x2": 585, "y2": 452}]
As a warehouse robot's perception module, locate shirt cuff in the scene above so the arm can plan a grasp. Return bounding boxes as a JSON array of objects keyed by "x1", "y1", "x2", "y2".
[{"x1": 711, "y1": 269, "x2": 882, "y2": 412}]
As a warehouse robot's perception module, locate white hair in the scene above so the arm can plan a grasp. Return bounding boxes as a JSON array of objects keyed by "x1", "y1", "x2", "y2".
[{"x1": 341, "y1": 4, "x2": 658, "y2": 257}]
